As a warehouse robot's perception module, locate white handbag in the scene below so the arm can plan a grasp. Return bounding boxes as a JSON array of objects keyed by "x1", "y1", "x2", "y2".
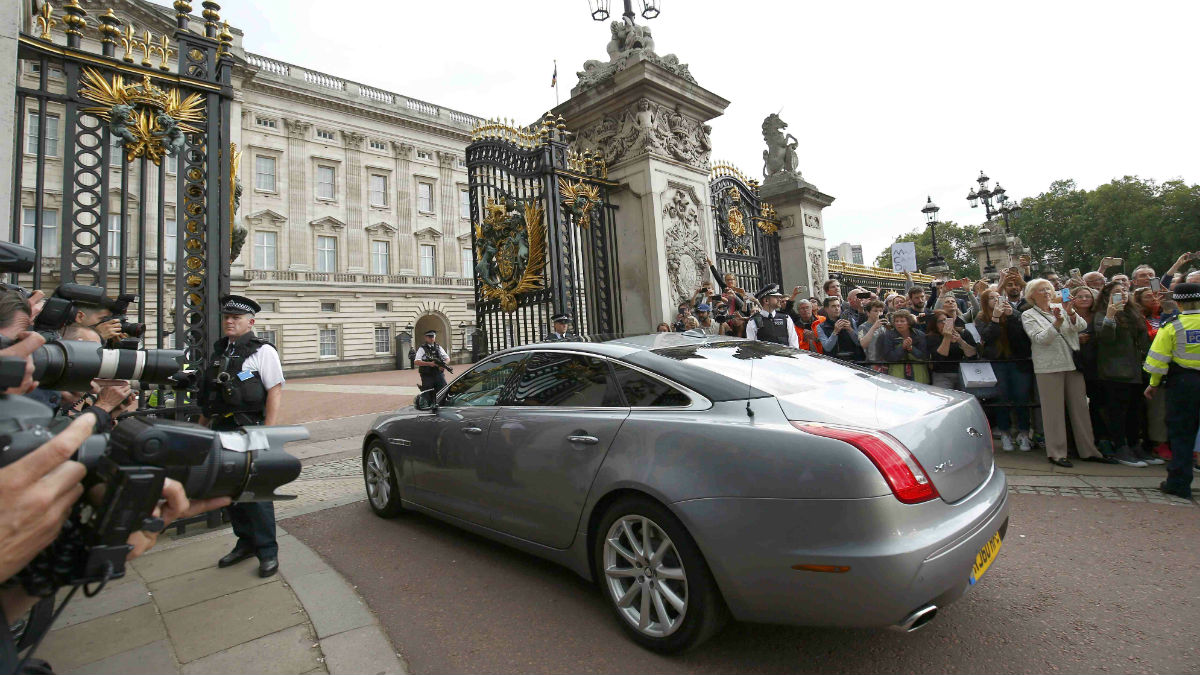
[{"x1": 959, "y1": 361, "x2": 998, "y2": 388}]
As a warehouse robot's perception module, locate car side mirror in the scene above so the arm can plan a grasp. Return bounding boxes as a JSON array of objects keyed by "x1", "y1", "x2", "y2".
[{"x1": 414, "y1": 389, "x2": 438, "y2": 412}]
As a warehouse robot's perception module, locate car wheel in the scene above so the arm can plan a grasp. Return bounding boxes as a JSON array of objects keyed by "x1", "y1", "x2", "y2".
[
  {"x1": 363, "y1": 441, "x2": 404, "y2": 518},
  {"x1": 594, "y1": 496, "x2": 728, "y2": 653}
]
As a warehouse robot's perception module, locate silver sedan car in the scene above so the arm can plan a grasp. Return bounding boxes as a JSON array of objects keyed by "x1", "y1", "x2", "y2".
[{"x1": 361, "y1": 334, "x2": 1009, "y2": 652}]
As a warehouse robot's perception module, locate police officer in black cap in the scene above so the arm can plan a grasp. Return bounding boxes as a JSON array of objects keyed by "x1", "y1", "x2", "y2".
[
  {"x1": 544, "y1": 313, "x2": 574, "y2": 342},
  {"x1": 413, "y1": 329, "x2": 451, "y2": 393},
  {"x1": 746, "y1": 283, "x2": 799, "y2": 348},
  {"x1": 200, "y1": 294, "x2": 285, "y2": 578}
]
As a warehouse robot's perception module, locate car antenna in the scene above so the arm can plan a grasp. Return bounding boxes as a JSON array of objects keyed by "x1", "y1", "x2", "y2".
[{"x1": 745, "y1": 355, "x2": 755, "y2": 418}]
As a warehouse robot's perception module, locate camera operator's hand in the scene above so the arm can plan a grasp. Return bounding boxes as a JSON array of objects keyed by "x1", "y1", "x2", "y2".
[
  {"x1": 0, "y1": 413, "x2": 93, "y2": 582},
  {"x1": 0, "y1": 331, "x2": 46, "y2": 394},
  {"x1": 93, "y1": 381, "x2": 132, "y2": 413},
  {"x1": 126, "y1": 479, "x2": 231, "y2": 560},
  {"x1": 92, "y1": 318, "x2": 122, "y2": 341}
]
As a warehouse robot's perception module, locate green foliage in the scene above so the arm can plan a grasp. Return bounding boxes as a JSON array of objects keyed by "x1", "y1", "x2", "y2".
[
  {"x1": 873, "y1": 220, "x2": 981, "y2": 279},
  {"x1": 1008, "y1": 176, "x2": 1200, "y2": 277}
]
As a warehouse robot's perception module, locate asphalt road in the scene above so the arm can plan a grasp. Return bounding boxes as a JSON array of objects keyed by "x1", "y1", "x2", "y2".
[{"x1": 285, "y1": 494, "x2": 1200, "y2": 674}]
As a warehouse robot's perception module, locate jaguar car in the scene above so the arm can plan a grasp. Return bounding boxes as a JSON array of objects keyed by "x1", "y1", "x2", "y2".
[{"x1": 360, "y1": 333, "x2": 1009, "y2": 652}]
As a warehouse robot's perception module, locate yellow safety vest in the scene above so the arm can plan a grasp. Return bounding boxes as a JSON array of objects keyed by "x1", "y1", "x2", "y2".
[{"x1": 1144, "y1": 310, "x2": 1200, "y2": 386}]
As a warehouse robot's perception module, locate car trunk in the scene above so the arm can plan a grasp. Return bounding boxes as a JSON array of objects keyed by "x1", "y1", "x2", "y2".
[{"x1": 773, "y1": 371, "x2": 993, "y2": 504}]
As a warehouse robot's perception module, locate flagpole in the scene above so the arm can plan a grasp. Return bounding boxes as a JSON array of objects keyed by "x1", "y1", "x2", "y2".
[{"x1": 554, "y1": 59, "x2": 560, "y2": 106}]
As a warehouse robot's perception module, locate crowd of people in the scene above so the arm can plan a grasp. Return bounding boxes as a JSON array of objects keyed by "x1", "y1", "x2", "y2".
[{"x1": 667, "y1": 252, "x2": 1200, "y2": 495}]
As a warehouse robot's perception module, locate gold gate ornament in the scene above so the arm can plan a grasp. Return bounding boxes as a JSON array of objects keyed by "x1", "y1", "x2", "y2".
[{"x1": 79, "y1": 67, "x2": 204, "y2": 165}]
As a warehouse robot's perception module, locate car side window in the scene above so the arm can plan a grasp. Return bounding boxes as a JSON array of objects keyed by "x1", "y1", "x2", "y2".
[
  {"x1": 610, "y1": 363, "x2": 692, "y2": 407},
  {"x1": 505, "y1": 352, "x2": 623, "y2": 407},
  {"x1": 440, "y1": 354, "x2": 527, "y2": 407}
]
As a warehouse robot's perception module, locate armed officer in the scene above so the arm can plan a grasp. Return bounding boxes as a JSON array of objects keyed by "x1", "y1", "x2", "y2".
[
  {"x1": 1143, "y1": 282, "x2": 1200, "y2": 500},
  {"x1": 200, "y1": 294, "x2": 286, "y2": 578},
  {"x1": 413, "y1": 330, "x2": 451, "y2": 393},
  {"x1": 746, "y1": 283, "x2": 799, "y2": 348},
  {"x1": 544, "y1": 313, "x2": 574, "y2": 342}
]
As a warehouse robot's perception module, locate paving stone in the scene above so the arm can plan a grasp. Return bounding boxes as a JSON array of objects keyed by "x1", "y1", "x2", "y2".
[
  {"x1": 55, "y1": 573, "x2": 151, "y2": 629},
  {"x1": 278, "y1": 534, "x2": 331, "y2": 578},
  {"x1": 149, "y1": 560, "x2": 276, "y2": 612},
  {"x1": 134, "y1": 532, "x2": 239, "y2": 582},
  {"x1": 38, "y1": 603, "x2": 165, "y2": 673},
  {"x1": 61, "y1": 639, "x2": 178, "y2": 675},
  {"x1": 163, "y1": 580, "x2": 306, "y2": 663},
  {"x1": 286, "y1": 569, "x2": 373, "y2": 639},
  {"x1": 319, "y1": 624, "x2": 406, "y2": 675},
  {"x1": 1007, "y1": 475, "x2": 1090, "y2": 488},
  {"x1": 181, "y1": 624, "x2": 322, "y2": 675}
]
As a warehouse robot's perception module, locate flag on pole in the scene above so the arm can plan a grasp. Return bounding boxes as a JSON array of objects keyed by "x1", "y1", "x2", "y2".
[{"x1": 551, "y1": 60, "x2": 557, "y2": 88}]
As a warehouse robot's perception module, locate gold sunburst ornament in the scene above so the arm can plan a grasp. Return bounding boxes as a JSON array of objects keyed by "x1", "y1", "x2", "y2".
[
  {"x1": 727, "y1": 205, "x2": 746, "y2": 237},
  {"x1": 476, "y1": 197, "x2": 546, "y2": 313},
  {"x1": 79, "y1": 67, "x2": 205, "y2": 165},
  {"x1": 558, "y1": 178, "x2": 604, "y2": 229}
]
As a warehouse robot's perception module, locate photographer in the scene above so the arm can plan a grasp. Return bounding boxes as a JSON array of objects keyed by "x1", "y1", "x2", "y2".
[
  {"x1": 53, "y1": 325, "x2": 135, "y2": 431},
  {"x1": 70, "y1": 301, "x2": 122, "y2": 343},
  {"x1": 857, "y1": 300, "x2": 888, "y2": 370},
  {"x1": 198, "y1": 295, "x2": 285, "y2": 579}
]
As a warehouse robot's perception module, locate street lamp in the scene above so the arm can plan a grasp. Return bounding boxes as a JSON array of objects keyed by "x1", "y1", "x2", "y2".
[
  {"x1": 921, "y1": 196, "x2": 947, "y2": 272},
  {"x1": 589, "y1": 0, "x2": 661, "y2": 23},
  {"x1": 967, "y1": 170, "x2": 1021, "y2": 234}
]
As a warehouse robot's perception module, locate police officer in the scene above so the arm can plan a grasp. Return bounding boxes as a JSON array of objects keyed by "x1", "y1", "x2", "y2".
[
  {"x1": 413, "y1": 330, "x2": 451, "y2": 393},
  {"x1": 1143, "y1": 282, "x2": 1200, "y2": 499},
  {"x1": 544, "y1": 314, "x2": 573, "y2": 342},
  {"x1": 745, "y1": 284, "x2": 799, "y2": 348},
  {"x1": 200, "y1": 294, "x2": 285, "y2": 578}
]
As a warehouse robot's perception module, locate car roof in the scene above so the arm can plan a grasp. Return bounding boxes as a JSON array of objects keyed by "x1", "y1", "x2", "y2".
[{"x1": 492, "y1": 334, "x2": 771, "y2": 402}]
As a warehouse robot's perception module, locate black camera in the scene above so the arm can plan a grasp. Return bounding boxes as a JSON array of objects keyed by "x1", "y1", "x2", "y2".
[
  {"x1": 0, "y1": 336, "x2": 183, "y2": 392},
  {"x1": 0, "y1": 241, "x2": 36, "y2": 299},
  {"x1": 32, "y1": 283, "x2": 140, "y2": 338},
  {"x1": 0, "y1": 394, "x2": 305, "y2": 598}
]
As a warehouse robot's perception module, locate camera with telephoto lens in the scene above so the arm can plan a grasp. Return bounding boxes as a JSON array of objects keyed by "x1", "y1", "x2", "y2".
[
  {"x1": 32, "y1": 283, "x2": 140, "y2": 340},
  {"x1": 0, "y1": 334, "x2": 183, "y2": 393},
  {"x1": 0, "y1": 241, "x2": 36, "y2": 299}
]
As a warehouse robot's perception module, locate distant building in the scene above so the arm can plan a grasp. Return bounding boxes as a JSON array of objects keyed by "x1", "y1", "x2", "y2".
[{"x1": 827, "y1": 242, "x2": 863, "y2": 266}]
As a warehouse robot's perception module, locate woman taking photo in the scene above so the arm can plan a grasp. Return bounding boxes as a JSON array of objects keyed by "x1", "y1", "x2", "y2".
[
  {"x1": 928, "y1": 306, "x2": 978, "y2": 390},
  {"x1": 883, "y1": 309, "x2": 930, "y2": 384},
  {"x1": 1095, "y1": 282, "x2": 1151, "y2": 467},
  {"x1": 1020, "y1": 279, "x2": 1111, "y2": 467},
  {"x1": 975, "y1": 288, "x2": 1035, "y2": 452},
  {"x1": 1071, "y1": 286, "x2": 1112, "y2": 457}
]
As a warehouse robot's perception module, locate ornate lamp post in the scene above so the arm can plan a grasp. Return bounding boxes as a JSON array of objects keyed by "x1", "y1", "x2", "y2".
[
  {"x1": 588, "y1": 0, "x2": 661, "y2": 22},
  {"x1": 921, "y1": 196, "x2": 949, "y2": 274},
  {"x1": 966, "y1": 170, "x2": 1021, "y2": 234}
]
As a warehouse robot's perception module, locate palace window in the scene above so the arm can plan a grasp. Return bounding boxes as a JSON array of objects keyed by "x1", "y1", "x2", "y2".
[
  {"x1": 21, "y1": 208, "x2": 58, "y2": 257},
  {"x1": 417, "y1": 182, "x2": 434, "y2": 213},
  {"x1": 461, "y1": 247, "x2": 473, "y2": 278},
  {"x1": 369, "y1": 174, "x2": 388, "y2": 207},
  {"x1": 107, "y1": 214, "x2": 122, "y2": 259},
  {"x1": 316, "y1": 165, "x2": 336, "y2": 200},
  {"x1": 459, "y1": 189, "x2": 470, "y2": 219},
  {"x1": 371, "y1": 240, "x2": 390, "y2": 274},
  {"x1": 316, "y1": 235, "x2": 337, "y2": 272},
  {"x1": 375, "y1": 301, "x2": 390, "y2": 312},
  {"x1": 374, "y1": 326, "x2": 391, "y2": 354},
  {"x1": 320, "y1": 301, "x2": 337, "y2": 312},
  {"x1": 316, "y1": 129, "x2": 336, "y2": 141},
  {"x1": 259, "y1": 301, "x2": 277, "y2": 313},
  {"x1": 255, "y1": 156, "x2": 277, "y2": 192},
  {"x1": 253, "y1": 230, "x2": 277, "y2": 270},
  {"x1": 419, "y1": 244, "x2": 436, "y2": 277},
  {"x1": 255, "y1": 117, "x2": 277, "y2": 129},
  {"x1": 319, "y1": 328, "x2": 338, "y2": 357},
  {"x1": 416, "y1": 150, "x2": 431, "y2": 160},
  {"x1": 258, "y1": 328, "x2": 278, "y2": 346},
  {"x1": 369, "y1": 139, "x2": 387, "y2": 151},
  {"x1": 26, "y1": 112, "x2": 59, "y2": 156},
  {"x1": 164, "y1": 219, "x2": 177, "y2": 262},
  {"x1": 166, "y1": 154, "x2": 178, "y2": 175}
]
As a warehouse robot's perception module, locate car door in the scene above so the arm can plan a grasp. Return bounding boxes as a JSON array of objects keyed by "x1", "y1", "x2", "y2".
[
  {"x1": 485, "y1": 351, "x2": 629, "y2": 549},
  {"x1": 406, "y1": 352, "x2": 528, "y2": 526}
]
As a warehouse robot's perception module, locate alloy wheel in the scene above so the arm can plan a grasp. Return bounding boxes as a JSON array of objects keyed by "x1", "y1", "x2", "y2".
[
  {"x1": 602, "y1": 515, "x2": 689, "y2": 638},
  {"x1": 365, "y1": 446, "x2": 392, "y2": 511}
]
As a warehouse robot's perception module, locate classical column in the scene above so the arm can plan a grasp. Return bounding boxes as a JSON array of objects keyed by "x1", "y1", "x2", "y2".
[
  {"x1": 0, "y1": 0, "x2": 16, "y2": 237},
  {"x1": 282, "y1": 118, "x2": 311, "y2": 270},
  {"x1": 391, "y1": 141, "x2": 414, "y2": 273},
  {"x1": 344, "y1": 130, "x2": 365, "y2": 273},
  {"x1": 555, "y1": 49, "x2": 728, "y2": 333},
  {"x1": 437, "y1": 151, "x2": 457, "y2": 277}
]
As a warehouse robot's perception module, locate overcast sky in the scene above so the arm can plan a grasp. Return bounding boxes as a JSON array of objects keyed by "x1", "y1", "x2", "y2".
[{"x1": 203, "y1": 0, "x2": 1199, "y2": 266}]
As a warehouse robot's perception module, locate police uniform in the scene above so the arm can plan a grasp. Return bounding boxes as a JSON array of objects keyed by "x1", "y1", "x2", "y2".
[
  {"x1": 745, "y1": 284, "x2": 799, "y2": 348},
  {"x1": 414, "y1": 331, "x2": 450, "y2": 392},
  {"x1": 1143, "y1": 282, "x2": 1200, "y2": 499},
  {"x1": 204, "y1": 294, "x2": 285, "y2": 577},
  {"x1": 544, "y1": 313, "x2": 574, "y2": 342}
]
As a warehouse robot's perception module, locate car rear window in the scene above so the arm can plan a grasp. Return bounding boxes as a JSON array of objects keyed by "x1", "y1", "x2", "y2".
[
  {"x1": 611, "y1": 363, "x2": 691, "y2": 407},
  {"x1": 647, "y1": 340, "x2": 870, "y2": 398}
]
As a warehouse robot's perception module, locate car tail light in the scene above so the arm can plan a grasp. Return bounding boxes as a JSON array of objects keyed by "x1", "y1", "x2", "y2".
[{"x1": 792, "y1": 422, "x2": 939, "y2": 504}]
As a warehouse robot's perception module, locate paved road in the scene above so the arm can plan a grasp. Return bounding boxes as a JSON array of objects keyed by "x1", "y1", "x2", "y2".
[{"x1": 286, "y1": 493, "x2": 1200, "y2": 674}]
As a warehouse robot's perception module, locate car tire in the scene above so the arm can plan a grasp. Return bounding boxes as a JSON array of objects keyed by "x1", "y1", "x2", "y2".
[
  {"x1": 593, "y1": 496, "x2": 728, "y2": 653},
  {"x1": 363, "y1": 440, "x2": 404, "y2": 518}
]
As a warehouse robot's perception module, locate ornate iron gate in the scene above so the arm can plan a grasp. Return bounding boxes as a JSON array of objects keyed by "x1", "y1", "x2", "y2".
[
  {"x1": 466, "y1": 116, "x2": 621, "y2": 356},
  {"x1": 709, "y1": 163, "x2": 781, "y2": 293},
  {"x1": 11, "y1": 0, "x2": 234, "y2": 367}
]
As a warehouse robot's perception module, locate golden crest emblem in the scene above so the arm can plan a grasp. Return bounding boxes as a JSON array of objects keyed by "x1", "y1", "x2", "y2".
[
  {"x1": 727, "y1": 205, "x2": 746, "y2": 238},
  {"x1": 475, "y1": 197, "x2": 546, "y2": 313},
  {"x1": 79, "y1": 67, "x2": 205, "y2": 165},
  {"x1": 559, "y1": 178, "x2": 604, "y2": 229}
]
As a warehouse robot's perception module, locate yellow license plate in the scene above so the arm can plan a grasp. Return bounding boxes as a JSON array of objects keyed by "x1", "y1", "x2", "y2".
[{"x1": 969, "y1": 531, "x2": 1002, "y2": 585}]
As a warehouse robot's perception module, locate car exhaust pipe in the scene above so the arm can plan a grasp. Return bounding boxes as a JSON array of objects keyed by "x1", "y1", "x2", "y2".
[{"x1": 890, "y1": 604, "x2": 938, "y2": 633}]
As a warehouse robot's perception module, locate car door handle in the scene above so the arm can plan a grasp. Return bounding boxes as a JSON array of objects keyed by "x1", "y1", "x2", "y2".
[
  {"x1": 567, "y1": 435, "x2": 599, "y2": 445},
  {"x1": 461, "y1": 427, "x2": 484, "y2": 435}
]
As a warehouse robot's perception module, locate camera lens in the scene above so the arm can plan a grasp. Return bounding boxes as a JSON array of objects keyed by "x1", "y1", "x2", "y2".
[
  {"x1": 32, "y1": 340, "x2": 183, "y2": 391},
  {"x1": 120, "y1": 321, "x2": 146, "y2": 338}
]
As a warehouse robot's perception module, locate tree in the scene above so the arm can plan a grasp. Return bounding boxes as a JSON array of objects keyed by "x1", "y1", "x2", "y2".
[{"x1": 874, "y1": 220, "x2": 981, "y2": 279}]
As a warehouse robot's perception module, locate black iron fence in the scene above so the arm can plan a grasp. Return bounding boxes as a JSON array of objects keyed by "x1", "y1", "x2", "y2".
[{"x1": 709, "y1": 163, "x2": 781, "y2": 293}]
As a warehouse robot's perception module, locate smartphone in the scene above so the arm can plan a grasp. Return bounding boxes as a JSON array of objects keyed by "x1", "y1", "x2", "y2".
[
  {"x1": 1112, "y1": 292, "x2": 1125, "y2": 305},
  {"x1": 1060, "y1": 288, "x2": 1071, "y2": 303},
  {"x1": 944, "y1": 279, "x2": 965, "y2": 291},
  {"x1": 1150, "y1": 277, "x2": 1162, "y2": 292},
  {"x1": 855, "y1": 291, "x2": 872, "y2": 299},
  {"x1": 1070, "y1": 268, "x2": 1081, "y2": 278}
]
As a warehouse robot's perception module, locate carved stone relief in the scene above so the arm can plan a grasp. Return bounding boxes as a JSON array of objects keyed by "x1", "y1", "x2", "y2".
[
  {"x1": 808, "y1": 247, "x2": 825, "y2": 297},
  {"x1": 575, "y1": 19, "x2": 695, "y2": 93},
  {"x1": 804, "y1": 213, "x2": 821, "y2": 230},
  {"x1": 574, "y1": 98, "x2": 712, "y2": 169},
  {"x1": 661, "y1": 183, "x2": 707, "y2": 309}
]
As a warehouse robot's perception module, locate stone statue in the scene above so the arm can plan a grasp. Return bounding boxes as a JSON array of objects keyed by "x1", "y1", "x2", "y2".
[
  {"x1": 576, "y1": 19, "x2": 695, "y2": 92},
  {"x1": 761, "y1": 114, "x2": 799, "y2": 177}
]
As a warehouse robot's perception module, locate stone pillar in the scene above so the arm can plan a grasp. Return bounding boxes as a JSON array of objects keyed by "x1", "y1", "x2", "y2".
[
  {"x1": 283, "y1": 118, "x2": 311, "y2": 270},
  {"x1": 391, "y1": 141, "x2": 414, "y2": 272},
  {"x1": 760, "y1": 174, "x2": 835, "y2": 299},
  {"x1": 0, "y1": 0, "x2": 20, "y2": 240},
  {"x1": 555, "y1": 54, "x2": 728, "y2": 334},
  {"x1": 344, "y1": 130, "x2": 365, "y2": 273},
  {"x1": 436, "y1": 151, "x2": 457, "y2": 277}
]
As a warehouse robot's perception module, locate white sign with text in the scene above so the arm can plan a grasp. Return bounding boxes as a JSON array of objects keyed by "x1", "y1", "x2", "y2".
[{"x1": 891, "y1": 242, "x2": 918, "y2": 273}]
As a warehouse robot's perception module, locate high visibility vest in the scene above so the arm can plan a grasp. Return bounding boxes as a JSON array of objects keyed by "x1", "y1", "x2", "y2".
[{"x1": 1143, "y1": 310, "x2": 1200, "y2": 386}]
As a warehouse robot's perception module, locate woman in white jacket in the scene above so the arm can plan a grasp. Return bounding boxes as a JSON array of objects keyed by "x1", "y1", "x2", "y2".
[{"x1": 1021, "y1": 278, "x2": 1111, "y2": 467}]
